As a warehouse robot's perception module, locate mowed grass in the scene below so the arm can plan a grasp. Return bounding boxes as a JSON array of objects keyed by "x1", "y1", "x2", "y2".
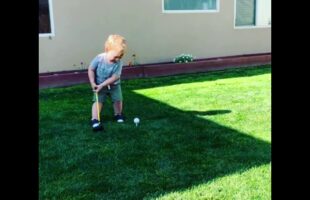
[{"x1": 39, "y1": 65, "x2": 271, "y2": 200}]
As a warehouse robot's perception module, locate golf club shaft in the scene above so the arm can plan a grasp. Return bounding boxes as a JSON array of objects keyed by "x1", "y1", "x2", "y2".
[{"x1": 95, "y1": 92, "x2": 100, "y2": 121}]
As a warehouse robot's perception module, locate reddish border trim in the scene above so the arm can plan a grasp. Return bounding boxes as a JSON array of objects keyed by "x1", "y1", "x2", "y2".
[{"x1": 39, "y1": 53, "x2": 271, "y2": 89}]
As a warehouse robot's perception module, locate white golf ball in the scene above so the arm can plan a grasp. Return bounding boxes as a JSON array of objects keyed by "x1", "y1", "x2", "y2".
[{"x1": 134, "y1": 117, "x2": 140, "y2": 123}]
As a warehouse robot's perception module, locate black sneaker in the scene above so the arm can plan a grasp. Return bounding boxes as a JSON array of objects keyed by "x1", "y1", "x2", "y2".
[
  {"x1": 114, "y1": 114, "x2": 125, "y2": 123},
  {"x1": 91, "y1": 119, "x2": 103, "y2": 131}
]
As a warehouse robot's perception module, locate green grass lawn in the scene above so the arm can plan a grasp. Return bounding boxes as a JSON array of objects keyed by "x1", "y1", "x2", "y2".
[{"x1": 39, "y1": 65, "x2": 271, "y2": 200}]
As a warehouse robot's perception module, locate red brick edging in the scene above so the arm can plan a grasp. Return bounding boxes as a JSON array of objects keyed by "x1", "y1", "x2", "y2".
[{"x1": 39, "y1": 53, "x2": 271, "y2": 89}]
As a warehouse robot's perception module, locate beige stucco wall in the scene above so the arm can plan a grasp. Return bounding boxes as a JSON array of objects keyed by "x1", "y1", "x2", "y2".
[{"x1": 39, "y1": 0, "x2": 271, "y2": 73}]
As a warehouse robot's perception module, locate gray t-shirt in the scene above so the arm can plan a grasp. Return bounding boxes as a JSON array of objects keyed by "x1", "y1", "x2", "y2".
[{"x1": 90, "y1": 53, "x2": 122, "y2": 85}]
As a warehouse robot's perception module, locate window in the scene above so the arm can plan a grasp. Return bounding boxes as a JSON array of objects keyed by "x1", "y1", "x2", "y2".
[
  {"x1": 235, "y1": 0, "x2": 271, "y2": 27},
  {"x1": 163, "y1": 0, "x2": 219, "y2": 13},
  {"x1": 39, "y1": 0, "x2": 55, "y2": 36}
]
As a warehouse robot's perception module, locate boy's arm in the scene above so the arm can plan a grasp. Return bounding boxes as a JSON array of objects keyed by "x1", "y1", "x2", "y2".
[
  {"x1": 88, "y1": 66, "x2": 97, "y2": 89},
  {"x1": 88, "y1": 55, "x2": 100, "y2": 90},
  {"x1": 98, "y1": 74, "x2": 120, "y2": 88}
]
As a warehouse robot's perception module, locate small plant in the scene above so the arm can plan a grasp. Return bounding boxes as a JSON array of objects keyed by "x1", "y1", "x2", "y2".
[
  {"x1": 132, "y1": 54, "x2": 138, "y2": 65},
  {"x1": 128, "y1": 54, "x2": 138, "y2": 66},
  {"x1": 173, "y1": 54, "x2": 194, "y2": 63},
  {"x1": 80, "y1": 61, "x2": 86, "y2": 70},
  {"x1": 73, "y1": 61, "x2": 87, "y2": 70}
]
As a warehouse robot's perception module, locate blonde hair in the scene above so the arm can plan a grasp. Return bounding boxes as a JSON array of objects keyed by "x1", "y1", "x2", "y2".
[{"x1": 104, "y1": 34, "x2": 127, "y2": 53}]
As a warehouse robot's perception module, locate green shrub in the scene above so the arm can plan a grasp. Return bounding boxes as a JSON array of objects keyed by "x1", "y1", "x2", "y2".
[{"x1": 173, "y1": 54, "x2": 194, "y2": 63}]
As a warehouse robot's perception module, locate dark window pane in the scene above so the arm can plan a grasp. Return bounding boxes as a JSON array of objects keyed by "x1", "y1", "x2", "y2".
[
  {"x1": 164, "y1": 0, "x2": 217, "y2": 11},
  {"x1": 236, "y1": 0, "x2": 256, "y2": 26},
  {"x1": 39, "y1": 0, "x2": 51, "y2": 34}
]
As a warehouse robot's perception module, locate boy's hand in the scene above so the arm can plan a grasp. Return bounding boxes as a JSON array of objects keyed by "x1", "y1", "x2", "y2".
[
  {"x1": 94, "y1": 84, "x2": 104, "y2": 93},
  {"x1": 91, "y1": 82, "x2": 98, "y2": 91}
]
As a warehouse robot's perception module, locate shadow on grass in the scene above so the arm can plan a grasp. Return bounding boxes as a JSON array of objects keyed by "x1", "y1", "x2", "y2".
[{"x1": 39, "y1": 66, "x2": 271, "y2": 199}]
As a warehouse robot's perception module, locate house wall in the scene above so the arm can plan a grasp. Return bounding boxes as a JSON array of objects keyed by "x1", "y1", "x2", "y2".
[{"x1": 39, "y1": 0, "x2": 271, "y2": 73}]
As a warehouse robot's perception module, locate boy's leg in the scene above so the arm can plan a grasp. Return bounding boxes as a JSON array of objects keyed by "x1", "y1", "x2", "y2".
[
  {"x1": 111, "y1": 85, "x2": 124, "y2": 122},
  {"x1": 113, "y1": 101, "x2": 122, "y2": 115},
  {"x1": 91, "y1": 90, "x2": 107, "y2": 120},
  {"x1": 91, "y1": 91, "x2": 107, "y2": 131},
  {"x1": 113, "y1": 101, "x2": 124, "y2": 122},
  {"x1": 91, "y1": 102, "x2": 103, "y2": 131},
  {"x1": 92, "y1": 102, "x2": 103, "y2": 120}
]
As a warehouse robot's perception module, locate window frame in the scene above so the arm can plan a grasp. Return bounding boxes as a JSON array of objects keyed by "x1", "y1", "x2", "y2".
[
  {"x1": 162, "y1": 0, "x2": 220, "y2": 14},
  {"x1": 234, "y1": 0, "x2": 271, "y2": 29},
  {"x1": 39, "y1": 0, "x2": 55, "y2": 37}
]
